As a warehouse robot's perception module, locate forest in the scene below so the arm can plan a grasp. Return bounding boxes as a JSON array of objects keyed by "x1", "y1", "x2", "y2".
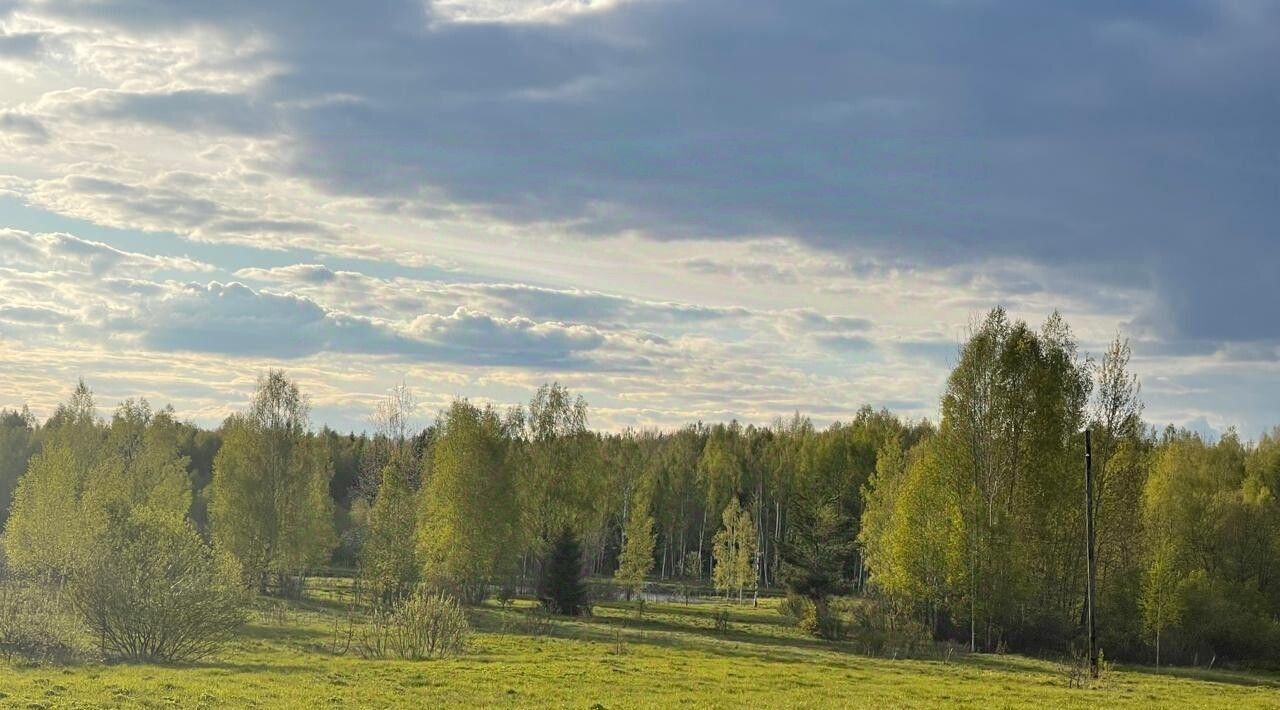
[{"x1": 0, "y1": 307, "x2": 1277, "y2": 680}]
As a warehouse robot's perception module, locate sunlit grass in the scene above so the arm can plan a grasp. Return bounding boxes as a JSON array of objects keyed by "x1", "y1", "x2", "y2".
[{"x1": 1, "y1": 586, "x2": 1278, "y2": 709}]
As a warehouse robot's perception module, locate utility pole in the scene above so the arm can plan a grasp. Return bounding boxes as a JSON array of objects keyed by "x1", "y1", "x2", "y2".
[{"x1": 1084, "y1": 429, "x2": 1098, "y2": 678}]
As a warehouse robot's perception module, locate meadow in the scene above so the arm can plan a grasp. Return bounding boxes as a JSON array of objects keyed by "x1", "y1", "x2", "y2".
[{"x1": 1, "y1": 583, "x2": 1277, "y2": 709}]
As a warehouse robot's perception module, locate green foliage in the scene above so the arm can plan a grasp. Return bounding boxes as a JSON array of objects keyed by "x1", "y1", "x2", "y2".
[
  {"x1": 4, "y1": 390, "x2": 193, "y2": 583},
  {"x1": 779, "y1": 494, "x2": 857, "y2": 602},
  {"x1": 3, "y1": 441, "x2": 97, "y2": 581},
  {"x1": 711, "y1": 497, "x2": 757, "y2": 601},
  {"x1": 874, "y1": 436, "x2": 962, "y2": 634},
  {"x1": 89, "y1": 400, "x2": 192, "y2": 521},
  {"x1": 0, "y1": 582, "x2": 79, "y2": 663},
  {"x1": 0, "y1": 407, "x2": 37, "y2": 530},
  {"x1": 519, "y1": 383, "x2": 601, "y2": 549},
  {"x1": 538, "y1": 527, "x2": 589, "y2": 616},
  {"x1": 361, "y1": 463, "x2": 420, "y2": 601},
  {"x1": 614, "y1": 485, "x2": 656, "y2": 597},
  {"x1": 778, "y1": 593, "x2": 813, "y2": 624},
  {"x1": 69, "y1": 507, "x2": 247, "y2": 663},
  {"x1": 697, "y1": 434, "x2": 743, "y2": 526},
  {"x1": 210, "y1": 370, "x2": 335, "y2": 592},
  {"x1": 418, "y1": 400, "x2": 519, "y2": 604},
  {"x1": 797, "y1": 600, "x2": 841, "y2": 640},
  {"x1": 862, "y1": 308, "x2": 1093, "y2": 651},
  {"x1": 845, "y1": 597, "x2": 933, "y2": 657},
  {"x1": 1138, "y1": 431, "x2": 1280, "y2": 665},
  {"x1": 7, "y1": 323, "x2": 1280, "y2": 670},
  {"x1": 859, "y1": 439, "x2": 907, "y2": 586}
]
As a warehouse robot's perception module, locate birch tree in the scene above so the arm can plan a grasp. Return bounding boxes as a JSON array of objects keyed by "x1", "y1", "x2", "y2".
[{"x1": 210, "y1": 371, "x2": 334, "y2": 593}]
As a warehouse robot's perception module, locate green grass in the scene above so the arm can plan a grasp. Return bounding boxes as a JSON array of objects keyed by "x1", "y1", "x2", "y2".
[{"x1": 2, "y1": 587, "x2": 1278, "y2": 709}]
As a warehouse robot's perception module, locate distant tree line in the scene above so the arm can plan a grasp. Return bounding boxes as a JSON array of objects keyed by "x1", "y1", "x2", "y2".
[{"x1": 0, "y1": 307, "x2": 1277, "y2": 666}]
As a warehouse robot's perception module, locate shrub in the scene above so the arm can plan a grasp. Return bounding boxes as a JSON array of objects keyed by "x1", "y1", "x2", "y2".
[
  {"x1": 522, "y1": 607, "x2": 555, "y2": 637},
  {"x1": 495, "y1": 585, "x2": 515, "y2": 609},
  {"x1": 714, "y1": 609, "x2": 731, "y2": 633},
  {"x1": 845, "y1": 597, "x2": 932, "y2": 657},
  {"x1": 357, "y1": 603, "x2": 394, "y2": 659},
  {"x1": 390, "y1": 589, "x2": 469, "y2": 660},
  {"x1": 1059, "y1": 646, "x2": 1109, "y2": 689},
  {"x1": 779, "y1": 593, "x2": 814, "y2": 625},
  {"x1": 358, "y1": 590, "x2": 470, "y2": 660},
  {"x1": 798, "y1": 601, "x2": 843, "y2": 640},
  {"x1": 0, "y1": 583, "x2": 78, "y2": 663},
  {"x1": 68, "y1": 508, "x2": 248, "y2": 663}
]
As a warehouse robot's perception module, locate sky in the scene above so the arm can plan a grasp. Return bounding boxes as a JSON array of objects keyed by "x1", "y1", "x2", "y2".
[{"x1": 0, "y1": 0, "x2": 1276, "y2": 436}]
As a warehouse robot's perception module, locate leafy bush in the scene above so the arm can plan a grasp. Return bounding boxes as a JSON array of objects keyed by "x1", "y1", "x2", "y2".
[
  {"x1": 0, "y1": 583, "x2": 79, "y2": 663},
  {"x1": 68, "y1": 508, "x2": 248, "y2": 663},
  {"x1": 359, "y1": 590, "x2": 470, "y2": 659},
  {"x1": 778, "y1": 593, "x2": 813, "y2": 624},
  {"x1": 391, "y1": 590, "x2": 469, "y2": 660},
  {"x1": 1175, "y1": 571, "x2": 1280, "y2": 665},
  {"x1": 798, "y1": 600, "x2": 843, "y2": 640},
  {"x1": 845, "y1": 597, "x2": 931, "y2": 656}
]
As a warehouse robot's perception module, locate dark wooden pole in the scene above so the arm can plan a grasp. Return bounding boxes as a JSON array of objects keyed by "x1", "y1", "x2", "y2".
[{"x1": 1085, "y1": 429, "x2": 1098, "y2": 677}]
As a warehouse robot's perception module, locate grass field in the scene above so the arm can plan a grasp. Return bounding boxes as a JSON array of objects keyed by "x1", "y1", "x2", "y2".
[{"x1": 1, "y1": 586, "x2": 1278, "y2": 709}]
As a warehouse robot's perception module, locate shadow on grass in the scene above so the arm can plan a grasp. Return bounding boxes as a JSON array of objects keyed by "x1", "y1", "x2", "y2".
[
  {"x1": 186, "y1": 658, "x2": 324, "y2": 675},
  {"x1": 594, "y1": 600, "x2": 798, "y2": 629},
  {"x1": 467, "y1": 603, "x2": 943, "y2": 672},
  {"x1": 239, "y1": 621, "x2": 331, "y2": 644},
  {"x1": 1117, "y1": 662, "x2": 1280, "y2": 690}
]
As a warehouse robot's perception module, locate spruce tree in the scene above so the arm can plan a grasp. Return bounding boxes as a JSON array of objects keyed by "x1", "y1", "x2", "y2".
[{"x1": 538, "y1": 527, "x2": 589, "y2": 616}]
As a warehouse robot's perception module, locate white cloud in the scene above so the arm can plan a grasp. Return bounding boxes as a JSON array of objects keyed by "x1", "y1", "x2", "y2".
[
  {"x1": 430, "y1": 0, "x2": 651, "y2": 25},
  {"x1": 0, "y1": 228, "x2": 214, "y2": 274}
]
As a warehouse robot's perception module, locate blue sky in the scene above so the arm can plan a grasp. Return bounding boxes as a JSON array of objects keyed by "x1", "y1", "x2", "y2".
[{"x1": 0, "y1": 0, "x2": 1276, "y2": 436}]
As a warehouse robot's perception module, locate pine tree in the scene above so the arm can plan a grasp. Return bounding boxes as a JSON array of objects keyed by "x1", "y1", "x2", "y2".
[{"x1": 538, "y1": 527, "x2": 589, "y2": 615}]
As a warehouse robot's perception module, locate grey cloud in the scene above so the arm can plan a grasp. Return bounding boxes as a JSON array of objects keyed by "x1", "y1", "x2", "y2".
[
  {"x1": 0, "y1": 30, "x2": 44, "y2": 59},
  {"x1": 813, "y1": 333, "x2": 874, "y2": 353},
  {"x1": 141, "y1": 282, "x2": 332, "y2": 358},
  {"x1": 11, "y1": 0, "x2": 1280, "y2": 346},
  {"x1": 472, "y1": 283, "x2": 743, "y2": 325},
  {"x1": 1214, "y1": 341, "x2": 1280, "y2": 363},
  {"x1": 0, "y1": 112, "x2": 49, "y2": 143},
  {"x1": 786, "y1": 309, "x2": 873, "y2": 333},
  {"x1": 0, "y1": 304, "x2": 71, "y2": 325},
  {"x1": 38, "y1": 175, "x2": 344, "y2": 250},
  {"x1": 409, "y1": 307, "x2": 606, "y2": 365},
  {"x1": 71, "y1": 88, "x2": 275, "y2": 136},
  {"x1": 138, "y1": 281, "x2": 614, "y2": 367},
  {"x1": 233, "y1": 263, "x2": 747, "y2": 326},
  {"x1": 673, "y1": 257, "x2": 799, "y2": 284},
  {"x1": 895, "y1": 340, "x2": 960, "y2": 366}
]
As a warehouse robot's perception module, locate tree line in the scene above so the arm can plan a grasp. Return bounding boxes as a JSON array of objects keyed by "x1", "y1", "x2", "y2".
[{"x1": 0, "y1": 307, "x2": 1276, "y2": 666}]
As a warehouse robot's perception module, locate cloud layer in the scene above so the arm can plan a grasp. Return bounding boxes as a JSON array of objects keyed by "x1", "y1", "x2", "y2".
[{"x1": 0, "y1": 0, "x2": 1276, "y2": 434}]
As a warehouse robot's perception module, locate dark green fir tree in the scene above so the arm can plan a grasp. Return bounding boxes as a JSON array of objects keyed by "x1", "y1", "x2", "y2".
[{"x1": 538, "y1": 527, "x2": 590, "y2": 616}]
